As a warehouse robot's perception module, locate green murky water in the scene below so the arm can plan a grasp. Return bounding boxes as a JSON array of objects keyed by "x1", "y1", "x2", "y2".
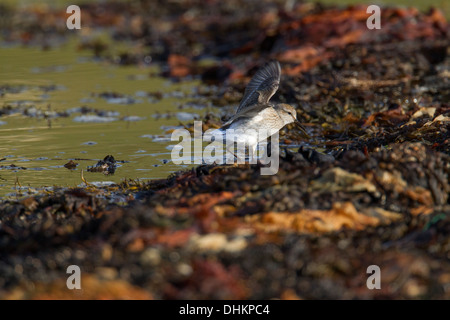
[{"x1": 0, "y1": 40, "x2": 202, "y2": 197}]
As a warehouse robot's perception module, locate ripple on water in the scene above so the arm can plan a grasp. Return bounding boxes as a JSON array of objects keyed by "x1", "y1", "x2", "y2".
[
  {"x1": 176, "y1": 112, "x2": 199, "y2": 121},
  {"x1": 122, "y1": 116, "x2": 145, "y2": 122},
  {"x1": 73, "y1": 115, "x2": 118, "y2": 123},
  {"x1": 141, "y1": 134, "x2": 172, "y2": 143},
  {"x1": 30, "y1": 65, "x2": 68, "y2": 73},
  {"x1": 103, "y1": 96, "x2": 139, "y2": 104}
]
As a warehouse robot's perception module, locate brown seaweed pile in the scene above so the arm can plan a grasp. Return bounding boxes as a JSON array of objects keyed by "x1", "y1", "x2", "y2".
[{"x1": 0, "y1": 143, "x2": 448, "y2": 299}]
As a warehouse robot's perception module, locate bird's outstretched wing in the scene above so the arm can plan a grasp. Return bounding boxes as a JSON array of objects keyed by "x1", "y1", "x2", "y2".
[
  {"x1": 222, "y1": 103, "x2": 269, "y2": 128},
  {"x1": 236, "y1": 61, "x2": 281, "y2": 114}
]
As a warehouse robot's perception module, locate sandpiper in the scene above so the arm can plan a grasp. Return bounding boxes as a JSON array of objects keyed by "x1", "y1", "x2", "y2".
[{"x1": 214, "y1": 60, "x2": 308, "y2": 161}]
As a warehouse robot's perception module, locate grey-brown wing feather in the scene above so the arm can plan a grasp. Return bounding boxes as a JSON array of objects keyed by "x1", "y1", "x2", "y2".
[
  {"x1": 236, "y1": 61, "x2": 281, "y2": 114},
  {"x1": 222, "y1": 104, "x2": 269, "y2": 129}
]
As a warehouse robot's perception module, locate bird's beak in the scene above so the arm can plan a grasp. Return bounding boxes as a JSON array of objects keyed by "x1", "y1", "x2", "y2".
[{"x1": 295, "y1": 119, "x2": 310, "y2": 138}]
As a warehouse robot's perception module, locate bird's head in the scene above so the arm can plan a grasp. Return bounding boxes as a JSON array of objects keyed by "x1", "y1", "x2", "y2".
[
  {"x1": 277, "y1": 103, "x2": 309, "y2": 137},
  {"x1": 277, "y1": 103, "x2": 297, "y2": 125}
]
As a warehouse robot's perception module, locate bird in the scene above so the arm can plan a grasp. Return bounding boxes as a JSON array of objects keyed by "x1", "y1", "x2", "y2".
[{"x1": 210, "y1": 60, "x2": 308, "y2": 162}]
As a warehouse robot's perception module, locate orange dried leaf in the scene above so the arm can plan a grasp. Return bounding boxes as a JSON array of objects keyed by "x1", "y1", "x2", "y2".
[{"x1": 248, "y1": 202, "x2": 379, "y2": 234}]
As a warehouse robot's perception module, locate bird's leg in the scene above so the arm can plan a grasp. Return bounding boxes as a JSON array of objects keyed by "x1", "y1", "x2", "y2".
[
  {"x1": 255, "y1": 143, "x2": 267, "y2": 166},
  {"x1": 248, "y1": 144, "x2": 258, "y2": 166},
  {"x1": 256, "y1": 137, "x2": 275, "y2": 166},
  {"x1": 226, "y1": 145, "x2": 244, "y2": 167},
  {"x1": 227, "y1": 145, "x2": 250, "y2": 167}
]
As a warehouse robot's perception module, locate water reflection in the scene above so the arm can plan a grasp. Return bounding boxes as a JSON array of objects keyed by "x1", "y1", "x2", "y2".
[{"x1": 0, "y1": 42, "x2": 202, "y2": 197}]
